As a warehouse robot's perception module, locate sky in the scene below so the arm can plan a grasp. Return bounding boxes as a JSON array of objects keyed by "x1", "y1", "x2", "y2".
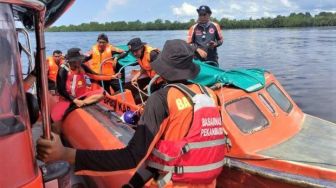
[{"x1": 54, "y1": 0, "x2": 336, "y2": 26}]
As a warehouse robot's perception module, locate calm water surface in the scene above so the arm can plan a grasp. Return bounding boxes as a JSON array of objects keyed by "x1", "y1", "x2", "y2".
[{"x1": 37, "y1": 27, "x2": 336, "y2": 122}]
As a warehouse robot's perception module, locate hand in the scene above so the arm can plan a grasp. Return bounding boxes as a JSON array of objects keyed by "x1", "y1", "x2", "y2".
[
  {"x1": 118, "y1": 52, "x2": 128, "y2": 60},
  {"x1": 131, "y1": 75, "x2": 139, "y2": 86},
  {"x1": 73, "y1": 99, "x2": 85, "y2": 107},
  {"x1": 113, "y1": 72, "x2": 122, "y2": 79},
  {"x1": 208, "y1": 41, "x2": 217, "y2": 48},
  {"x1": 112, "y1": 59, "x2": 118, "y2": 68},
  {"x1": 36, "y1": 132, "x2": 67, "y2": 162},
  {"x1": 143, "y1": 84, "x2": 148, "y2": 91},
  {"x1": 196, "y1": 48, "x2": 207, "y2": 58}
]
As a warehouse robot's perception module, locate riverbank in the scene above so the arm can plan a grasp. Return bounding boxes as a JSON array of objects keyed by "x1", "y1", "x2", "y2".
[{"x1": 48, "y1": 12, "x2": 336, "y2": 32}]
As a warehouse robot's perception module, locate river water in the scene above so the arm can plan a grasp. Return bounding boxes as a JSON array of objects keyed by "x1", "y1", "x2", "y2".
[{"x1": 37, "y1": 27, "x2": 336, "y2": 122}]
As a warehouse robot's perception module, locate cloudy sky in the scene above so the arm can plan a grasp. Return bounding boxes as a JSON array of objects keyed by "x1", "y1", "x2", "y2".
[{"x1": 54, "y1": 0, "x2": 336, "y2": 26}]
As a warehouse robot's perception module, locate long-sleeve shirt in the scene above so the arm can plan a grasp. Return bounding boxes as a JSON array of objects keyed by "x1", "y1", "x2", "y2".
[
  {"x1": 56, "y1": 63, "x2": 96, "y2": 101},
  {"x1": 74, "y1": 82, "x2": 219, "y2": 187}
]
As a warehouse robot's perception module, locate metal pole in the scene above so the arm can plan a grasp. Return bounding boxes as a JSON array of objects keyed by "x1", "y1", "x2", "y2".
[{"x1": 34, "y1": 11, "x2": 51, "y2": 139}]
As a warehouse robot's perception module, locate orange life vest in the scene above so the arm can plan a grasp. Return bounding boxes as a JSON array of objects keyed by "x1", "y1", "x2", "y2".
[
  {"x1": 47, "y1": 56, "x2": 62, "y2": 82},
  {"x1": 138, "y1": 45, "x2": 159, "y2": 78},
  {"x1": 147, "y1": 84, "x2": 227, "y2": 186},
  {"x1": 89, "y1": 44, "x2": 122, "y2": 74}
]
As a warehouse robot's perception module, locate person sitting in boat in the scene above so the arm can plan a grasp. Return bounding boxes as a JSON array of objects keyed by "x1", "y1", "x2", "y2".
[
  {"x1": 47, "y1": 50, "x2": 64, "y2": 90},
  {"x1": 37, "y1": 40, "x2": 227, "y2": 188},
  {"x1": 51, "y1": 47, "x2": 117, "y2": 133},
  {"x1": 84, "y1": 33, "x2": 126, "y2": 94},
  {"x1": 127, "y1": 37, "x2": 162, "y2": 90},
  {"x1": 56, "y1": 48, "x2": 108, "y2": 108},
  {"x1": 187, "y1": 5, "x2": 223, "y2": 67}
]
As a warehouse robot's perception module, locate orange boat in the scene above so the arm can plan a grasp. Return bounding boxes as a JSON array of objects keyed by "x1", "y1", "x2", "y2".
[
  {"x1": 0, "y1": 0, "x2": 75, "y2": 188},
  {"x1": 1, "y1": 1, "x2": 335, "y2": 188},
  {"x1": 52, "y1": 69, "x2": 336, "y2": 187}
]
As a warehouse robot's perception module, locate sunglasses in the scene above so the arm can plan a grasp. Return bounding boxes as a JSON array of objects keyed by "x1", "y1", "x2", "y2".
[{"x1": 199, "y1": 13, "x2": 207, "y2": 16}]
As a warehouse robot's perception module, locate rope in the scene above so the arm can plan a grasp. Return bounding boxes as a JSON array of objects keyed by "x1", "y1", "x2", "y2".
[{"x1": 131, "y1": 82, "x2": 148, "y2": 106}]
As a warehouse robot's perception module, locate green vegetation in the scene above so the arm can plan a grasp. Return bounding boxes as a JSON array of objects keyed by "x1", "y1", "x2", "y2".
[{"x1": 48, "y1": 12, "x2": 336, "y2": 32}]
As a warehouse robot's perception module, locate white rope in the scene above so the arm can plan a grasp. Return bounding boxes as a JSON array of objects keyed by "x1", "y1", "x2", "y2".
[{"x1": 131, "y1": 82, "x2": 148, "y2": 106}]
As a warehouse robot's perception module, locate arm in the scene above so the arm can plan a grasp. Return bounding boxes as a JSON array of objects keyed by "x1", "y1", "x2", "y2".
[
  {"x1": 82, "y1": 93, "x2": 104, "y2": 105},
  {"x1": 187, "y1": 24, "x2": 196, "y2": 44},
  {"x1": 56, "y1": 68, "x2": 74, "y2": 101},
  {"x1": 111, "y1": 46, "x2": 125, "y2": 56},
  {"x1": 23, "y1": 68, "x2": 37, "y2": 91},
  {"x1": 130, "y1": 50, "x2": 160, "y2": 84},
  {"x1": 37, "y1": 88, "x2": 169, "y2": 171},
  {"x1": 83, "y1": 54, "x2": 92, "y2": 62},
  {"x1": 187, "y1": 24, "x2": 208, "y2": 58},
  {"x1": 149, "y1": 50, "x2": 159, "y2": 62},
  {"x1": 81, "y1": 63, "x2": 97, "y2": 75},
  {"x1": 214, "y1": 22, "x2": 224, "y2": 47},
  {"x1": 131, "y1": 69, "x2": 146, "y2": 85}
]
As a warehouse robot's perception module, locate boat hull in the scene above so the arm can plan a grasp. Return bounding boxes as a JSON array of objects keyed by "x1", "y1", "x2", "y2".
[{"x1": 53, "y1": 72, "x2": 336, "y2": 187}]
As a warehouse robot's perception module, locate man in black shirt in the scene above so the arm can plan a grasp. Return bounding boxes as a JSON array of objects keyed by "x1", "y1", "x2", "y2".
[{"x1": 187, "y1": 5, "x2": 224, "y2": 66}]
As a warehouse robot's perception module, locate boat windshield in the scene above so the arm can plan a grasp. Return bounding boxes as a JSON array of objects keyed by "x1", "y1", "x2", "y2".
[
  {"x1": 0, "y1": 4, "x2": 29, "y2": 136},
  {"x1": 226, "y1": 98, "x2": 269, "y2": 134}
]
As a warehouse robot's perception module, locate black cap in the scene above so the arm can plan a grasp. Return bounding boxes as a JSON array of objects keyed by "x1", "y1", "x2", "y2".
[
  {"x1": 197, "y1": 5, "x2": 212, "y2": 14},
  {"x1": 97, "y1": 33, "x2": 109, "y2": 42},
  {"x1": 65, "y1": 48, "x2": 85, "y2": 62},
  {"x1": 127, "y1": 38, "x2": 146, "y2": 52},
  {"x1": 151, "y1": 39, "x2": 200, "y2": 81}
]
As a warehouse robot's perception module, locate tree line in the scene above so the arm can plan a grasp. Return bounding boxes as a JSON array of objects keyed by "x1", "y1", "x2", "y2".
[{"x1": 48, "y1": 12, "x2": 336, "y2": 32}]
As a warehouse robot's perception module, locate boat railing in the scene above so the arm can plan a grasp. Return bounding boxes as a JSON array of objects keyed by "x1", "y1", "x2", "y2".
[
  {"x1": 17, "y1": 27, "x2": 37, "y2": 94},
  {"x1": 17, "y1": 28, "x2": 34, "y2": 75},
  {"x1": 100, "y1": 57, "x2": 138, "y2": 99}
]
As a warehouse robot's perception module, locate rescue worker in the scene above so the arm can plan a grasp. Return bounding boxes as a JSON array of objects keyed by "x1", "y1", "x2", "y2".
[
  {"x1": 47, "y1": 50, "x2": 64, "y2": 90},
  {"x1": 85, "y1": 33, "x2": 125, "y2": 93},
  {"x1": 187, "y1": 5, "x2": 224, "y2": 67},
  {"x1": 52, "y1": 48, "x2": 112, "y2": 133},
  {"x1": 127, "y1": 38, "x2": 160, "y2": 88},
  {"x1": 57, "y1": 48, "x2": 106, "y2": 108},
  {"x1": 37, "y1": 40, "x2": 227, "y2": 188}
]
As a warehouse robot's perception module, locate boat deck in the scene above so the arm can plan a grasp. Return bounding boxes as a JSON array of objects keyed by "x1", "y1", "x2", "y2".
[{"x1": 259, "y1": 114, "x2": 336, "y2": 170}]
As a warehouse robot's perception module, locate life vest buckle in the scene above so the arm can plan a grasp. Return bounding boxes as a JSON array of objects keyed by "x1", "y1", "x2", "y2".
[
  {"x1": 174, "y1": 166, "x2": 184, "y2": 174},
  {"x1": 181, "y1": 144, "x2": 190, "y2": 154}
]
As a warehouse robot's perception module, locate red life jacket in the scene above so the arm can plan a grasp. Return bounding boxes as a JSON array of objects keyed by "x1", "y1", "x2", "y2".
[
  {"x1": 63, "y1": 65, "x2": 87, "y2": 98},
  {"x1": 147, "y1": 83, "x2": 227, "y2": 186}
]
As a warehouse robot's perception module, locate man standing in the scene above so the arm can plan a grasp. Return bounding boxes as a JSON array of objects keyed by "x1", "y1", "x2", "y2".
[
  {"x1": 37, "y1": 40, "x2": 227, "y2": 188},
  {"x1": 187, "y1": 5, "x2": 224, "y2": 67},
  {"x1": 47, "y1": 50, "x2": 63, "y2": 90},
  {"x1": 85, "y1": 33, "x2": 125, "y2": 93}
]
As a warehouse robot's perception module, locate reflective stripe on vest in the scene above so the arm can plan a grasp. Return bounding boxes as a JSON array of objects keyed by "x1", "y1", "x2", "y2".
[
  {"x1": 148, "y1": 158, "x2": 228, "y2": 188},
  {"x1": 70, "y1": 75, "x2": 77, "y2": 97},
  {"x1": 147, "y1": 83, "x2": 227, "y2": 186},
  {"x1": 138, "y1": 45, "x2": 159, "y2": 78},
  {"x1": 152, "y1": 139, "x2": 227, "y2": 162},
  {"x1": 64, "y1": 66, "x2": 87, "y2": 98}
]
